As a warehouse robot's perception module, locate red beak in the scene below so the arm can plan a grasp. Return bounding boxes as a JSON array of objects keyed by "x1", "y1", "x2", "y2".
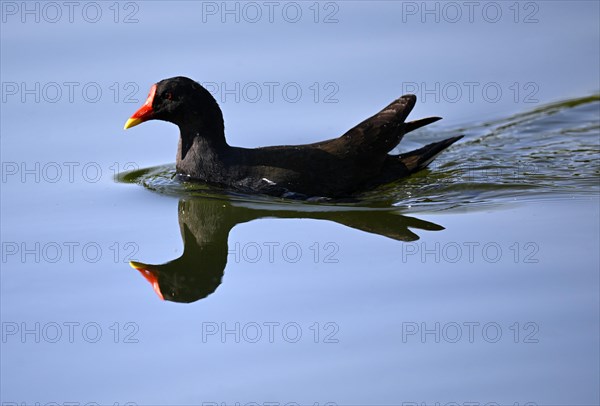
[
  {"x1": 124, "y1": 84, "x2": 157, "y2": 130},
  {"x1": 130, "y1": 261, "x2": 164, "y2": 300}
]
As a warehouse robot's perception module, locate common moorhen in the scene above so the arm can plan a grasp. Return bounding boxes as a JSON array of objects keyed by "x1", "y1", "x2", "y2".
[{"x1": 124, "y1": 76, "x2": 462, "y2": 198}]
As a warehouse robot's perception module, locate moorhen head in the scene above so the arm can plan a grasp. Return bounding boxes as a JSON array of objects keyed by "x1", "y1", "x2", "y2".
[{"x1": 124, "y1": 76, "x2": 224, "y2": 136}]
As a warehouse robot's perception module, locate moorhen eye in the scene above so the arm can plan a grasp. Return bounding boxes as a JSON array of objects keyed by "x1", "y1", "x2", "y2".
[{"x1": 124, "y1": 76, "x2": 462, "y2": 198}]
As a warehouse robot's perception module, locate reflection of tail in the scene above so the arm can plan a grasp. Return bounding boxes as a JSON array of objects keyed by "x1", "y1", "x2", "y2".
[
  {"x1": 322, "y1": 211, "x2": 444, "y2": 242},
  {"x1": 399, "y1": 135, "x2": 464, "y2": 172}
]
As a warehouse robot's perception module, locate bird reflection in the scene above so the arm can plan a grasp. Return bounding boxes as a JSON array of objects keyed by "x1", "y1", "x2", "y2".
[{"x1": 130, "y1": 198, "x2": 445, "y2": 303}]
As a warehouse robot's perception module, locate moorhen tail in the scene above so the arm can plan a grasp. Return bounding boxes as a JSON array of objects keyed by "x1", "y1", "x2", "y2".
[{"x1": 124, "y1": 76, "x2": 462, "y2": 198}]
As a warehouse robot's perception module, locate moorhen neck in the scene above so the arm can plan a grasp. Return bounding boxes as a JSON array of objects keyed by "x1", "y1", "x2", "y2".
[{"x1": 124, "y1": 76, "x2": 462, "y2": 198}]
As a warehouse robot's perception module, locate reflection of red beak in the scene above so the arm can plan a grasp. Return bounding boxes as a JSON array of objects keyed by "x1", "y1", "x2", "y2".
[
  {"x1": 123, "y1": 84, "x2": 157, "y2": 130},
  {"x1": 130, "y1": 261, "x2": 164, "y2": 300}
]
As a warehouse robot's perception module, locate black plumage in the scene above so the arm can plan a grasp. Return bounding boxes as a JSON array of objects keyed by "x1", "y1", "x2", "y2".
[{"x1": 125, "y1": 76, "x2": 462, "y2": 198}]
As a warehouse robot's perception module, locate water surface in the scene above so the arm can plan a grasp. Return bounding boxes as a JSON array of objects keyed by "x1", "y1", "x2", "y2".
[{"x1": 1, "y1": 1, "x2": 599, "y2": 404}]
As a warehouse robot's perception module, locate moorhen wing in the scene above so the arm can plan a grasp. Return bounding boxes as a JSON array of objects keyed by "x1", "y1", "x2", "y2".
[{"x1": 124, "y1": 76, "x2": 462, "y2": 198}]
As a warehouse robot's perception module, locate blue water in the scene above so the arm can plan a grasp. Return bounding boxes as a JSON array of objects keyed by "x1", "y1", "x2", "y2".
[{"x1": 1, "y1": 1, "x2": 599, "y2": 404}]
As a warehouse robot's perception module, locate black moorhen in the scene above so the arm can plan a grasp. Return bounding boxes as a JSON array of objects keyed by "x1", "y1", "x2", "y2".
[{"x1": 124, "y1": 76, "x2": 462, "y2": 198}]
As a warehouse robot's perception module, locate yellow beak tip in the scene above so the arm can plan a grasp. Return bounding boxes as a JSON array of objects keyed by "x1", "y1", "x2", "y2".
[
  {"x1": 129, "y1": 261, "x2": 144, "y2": 269},
  {"x1": 124, "y1": 117, "x2": 142, "y2": 130}
]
